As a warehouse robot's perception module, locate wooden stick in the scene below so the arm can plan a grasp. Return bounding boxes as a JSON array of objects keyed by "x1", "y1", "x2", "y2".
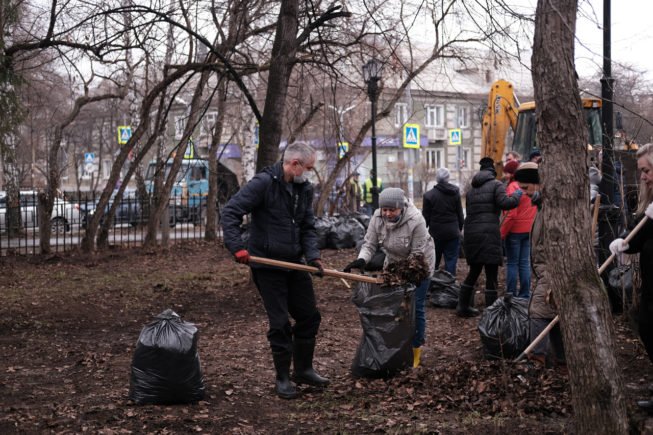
[
  {"x1": 249, "y1": 256, "x2": 384, "y2": 284},
  {"x1": 515, "y1": 215, "x2": 650, "y2": 362},
  {"x1": 340, "y1": 278, "x2": 352, "y2": 289}
]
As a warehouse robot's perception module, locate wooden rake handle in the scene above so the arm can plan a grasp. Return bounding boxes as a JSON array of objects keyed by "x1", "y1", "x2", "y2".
[
  {"x1": 515, "y1": 215, "x2": 650, "y2": 362},
  {"x1": 249, "y1": 256, "x2": 384, "y2": 284}
]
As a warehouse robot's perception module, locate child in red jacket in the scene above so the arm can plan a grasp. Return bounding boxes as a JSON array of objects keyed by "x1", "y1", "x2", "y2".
[{"x1": 501, "y1": 160, "x2": 537, "y2": 298}]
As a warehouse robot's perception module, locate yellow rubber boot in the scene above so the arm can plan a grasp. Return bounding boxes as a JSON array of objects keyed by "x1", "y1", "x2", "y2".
[{"x1": 412, "y1": 347, "x2": 422, "y2": 368}]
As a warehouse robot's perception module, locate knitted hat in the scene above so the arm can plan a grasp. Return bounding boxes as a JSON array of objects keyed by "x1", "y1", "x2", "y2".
[
  {"x1": 529, "y1": 149, "x2": 542, "y2": 160},
  {"x1": 514, "y1": 162, "x2": 540, "y2": 184},
  {"x1": 436, "y1": 167, "x2": 450, "y2": 183},
  {"x1": 479, "y1": 157, "x2": 495, "y2": 170},
  {"x1": 503, "y1": 160, "x2": 520, "y2": 175},
  {"x1": 378, "y1": 187, "x2": 406, "y2": 209}
]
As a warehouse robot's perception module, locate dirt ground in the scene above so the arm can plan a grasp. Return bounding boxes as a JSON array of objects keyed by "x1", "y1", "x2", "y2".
[{"x1": 1, "y1": 241, "x2": 653, "y2": 434}]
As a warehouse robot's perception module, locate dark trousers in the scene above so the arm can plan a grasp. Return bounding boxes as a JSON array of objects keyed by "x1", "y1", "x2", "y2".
[
  {"x1": 463, "y1": 263, "x2": 498, "y2": 290},
  {"x1": 435, "y1": 237, "x2": 460, "y2": 276},
  {"x1": 530, "y1": 317, "x2": 565, "y2": 363},
  {"x1": 639, "y1": 291, "x2": 653, "y2": 364},
  {"x1": 251, "y1": 267, "x2": 321, "y2": 354}
]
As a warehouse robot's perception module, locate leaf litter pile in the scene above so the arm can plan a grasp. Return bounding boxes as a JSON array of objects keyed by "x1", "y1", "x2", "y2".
[
  {"x1": 382, "y1": 253, "x2": 431, "y2": 286},
  {"x1": 1, "y1": 241, "x2": 652, "y2": 434}
]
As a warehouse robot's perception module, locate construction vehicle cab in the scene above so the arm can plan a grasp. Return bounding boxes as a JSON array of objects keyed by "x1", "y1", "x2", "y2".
[{"x1": 511, "y1": 98, "x2": 603, "y2": 160}]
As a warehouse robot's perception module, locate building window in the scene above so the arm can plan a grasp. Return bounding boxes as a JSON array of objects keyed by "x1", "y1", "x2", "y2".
[
  {"x1": 459, "y1": 147, "x2": 472, "y2": 169},
  {"x1": 425, "y1": 148, "x2": 443, "y2": 170},
  {"x1": 458, "y1": 106, "x2": 469, "y2": 128},
  {"x1": 174, "y1": 115, "x2": 186, "y2": 140},
  {"x1": 394, "y1": 103, "x2": 408, "y2": 127},
  {"x1": 102, "y1": 160, "x2": 111, "y2": 179},
  {"x1": 201, "y1": 111, "x2": 219, "y2": 137},
  {"x1": 425, "y1": 105, "x2": 445, "y2": 128}
]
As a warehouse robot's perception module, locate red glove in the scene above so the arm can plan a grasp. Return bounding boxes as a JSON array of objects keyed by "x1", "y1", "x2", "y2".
[{"x1": 234, "y1": 249, "x2": 250, "y2": 264}]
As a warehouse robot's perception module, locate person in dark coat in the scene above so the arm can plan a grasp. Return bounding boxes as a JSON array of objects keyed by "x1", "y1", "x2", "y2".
[
  {"x1": 457, "y1": 157, "x2": 522, "y2": 317},
  {"x1": 422, "y1": 167, "x2": 464, "y2": 276},
  {"x1": 609, "y1": 142, "x2": 653, "y2": 412},
  {"x1": 221, "y1": 142, "x2": 328, "y2": 400}
]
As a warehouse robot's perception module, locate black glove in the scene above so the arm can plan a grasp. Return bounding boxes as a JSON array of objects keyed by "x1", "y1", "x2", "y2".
[
  {"x1": 530, "y1": 190, "x2": 543, "y2": 208},
  {"x1": 344, "y1": 258, "x2": 366, "y2": 273},
  {"x1": 308, "y1": 259, "x2": 324, "y2": 278}
]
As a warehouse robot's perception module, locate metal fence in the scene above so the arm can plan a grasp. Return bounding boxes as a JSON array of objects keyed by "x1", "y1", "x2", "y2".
[{"x1": 0, "y1": 191, "x2": 220, "y2": 256}]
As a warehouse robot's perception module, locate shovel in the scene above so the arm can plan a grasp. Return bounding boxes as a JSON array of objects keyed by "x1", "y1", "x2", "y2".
[
  {"x1": 249, "y1": 255, "x2": 384, "y2": 284},
  {"x1": 514, "y1": 215, "x2": 649, "y2": 363}
]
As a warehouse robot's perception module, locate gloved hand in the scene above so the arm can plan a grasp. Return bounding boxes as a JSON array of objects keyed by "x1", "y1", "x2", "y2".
[
  {"x1": 234, "y1": 249, "x2": 250, "y2": 264},
  {"x1": 646, "y1": 202, "x2": 653, "y2": 220},
  {"x1": 344, "y1": 258, "x2": 366, "y2": 273},
  {"x1": 308, "y1": 259, "x2": 324, "y2": 278},
  {"x1": 609, "y1": 238, "x2": 629, "y2": 256},
  {"x1": 512, "y1": 189, "x2": 523, "y2": 200}
]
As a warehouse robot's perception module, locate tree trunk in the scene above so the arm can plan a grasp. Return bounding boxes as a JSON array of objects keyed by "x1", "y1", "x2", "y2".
[
  {"x1": 532, "y1": 1, "x2": 628, "y2": 432},
  {"x1": 256, "y1": 0, "x2": 299, "y2": 171}
]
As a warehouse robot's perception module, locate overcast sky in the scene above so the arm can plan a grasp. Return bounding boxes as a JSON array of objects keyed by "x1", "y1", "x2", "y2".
[{"x1": 575, "y1": 0, "x2": 651, "y2": 80}]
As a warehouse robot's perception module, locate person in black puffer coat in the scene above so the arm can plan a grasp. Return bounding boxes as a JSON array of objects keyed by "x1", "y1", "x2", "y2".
[
  {"x1": 457, "y1": 157, "x2": 522, "y2": 317},
  {"x1": 422, "y1": 167, "x2": 464, "y2": 276}
]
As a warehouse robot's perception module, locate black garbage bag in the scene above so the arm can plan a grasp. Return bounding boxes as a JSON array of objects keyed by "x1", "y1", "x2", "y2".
[
  {"x1": 327, "y1": 216, "x2": 366, "y2": 249},
  {"x1": 365, "y1": 249, "x2": 386, "y2": 272},
  {"x1": 315, "y1": 217, "x2": 336, "y2": 249},
  {"x1": 429, "y1": 270, "x2": 460, "y2": 309},
  {"x1": 352, "y1": 212, "x2": 371, "y2": 229},
  {"x1": 477, "y1": 295, "x2": 530, "y2": 359},
  {"x1": 351, "y1": 282, "x2": 415, "y2": 378},
  {"x1": 129, "y1": 309, "x2": 205, "y2": 404},
  {"x1": 608, "y1": 264, "x2": 633, "y2": 306}
]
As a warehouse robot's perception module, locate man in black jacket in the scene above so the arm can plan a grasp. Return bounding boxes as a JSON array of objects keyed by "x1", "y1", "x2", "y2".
[
  {"x1": 221, "y1": 142, "x2": 328, "y2": 399},
  {"x1": 422, "y1": 167, "x2": 464, "y2": 276}
]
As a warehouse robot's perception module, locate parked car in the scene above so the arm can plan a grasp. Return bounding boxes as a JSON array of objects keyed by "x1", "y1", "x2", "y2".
[
  {"x1": 0, "y1": 190, "x2": 82, "y2": 234},
  {"x1": 83, "y1": 189, "x2": 144, "y2": 228}
]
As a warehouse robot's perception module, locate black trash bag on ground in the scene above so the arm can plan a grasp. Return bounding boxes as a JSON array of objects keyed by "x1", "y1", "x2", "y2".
[
  {"x1": 327, "y1": 216, "x2": 366, "y2": 249},
  {"x1": 429, "y1": 270, "x2": 460, "y2": 309},
  {"x1": 315, "y1": 217, "x2": 336, "y2": 249},
  {"x1": 351, "y1": 283, "x2": 415, "y2": 378},
  {"x1": 129, "y1": 309, "x2": 205, "y2": 404},
  {"x1": 608, "y1": 264, "x2": 634, "y2": 306},
  {"x1": 352, "y1": 212, "x2": 371, "y2": 229},
  {"x1": 477, "y1": 295, "x2": 530, "y2": 359}
]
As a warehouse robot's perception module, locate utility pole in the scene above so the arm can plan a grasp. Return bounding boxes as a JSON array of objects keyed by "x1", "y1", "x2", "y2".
[{"x1": 598, "y1": 0, "x2": 621, "y2": 311}]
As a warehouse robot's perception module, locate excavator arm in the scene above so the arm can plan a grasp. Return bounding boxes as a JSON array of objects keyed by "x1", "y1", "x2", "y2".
[{"x1": 482, "y1": 80, "x2": 519, "y2": 172}]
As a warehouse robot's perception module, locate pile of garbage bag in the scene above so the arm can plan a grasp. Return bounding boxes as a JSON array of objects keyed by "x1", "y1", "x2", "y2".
[
  {"x1": 351, "y1": 282, "x2": 415, "y2": 378},
  {"x1": 477, "y1": 295, "x2": 530, "y2": 359},
  {"x1": 428, "y1": 270, "x2": 460, "y2": 309},
  {"x1": 129, "y1": 309, "x2": 205, "y2": 404}
]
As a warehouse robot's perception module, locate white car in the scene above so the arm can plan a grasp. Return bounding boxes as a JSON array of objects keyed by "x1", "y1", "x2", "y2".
[{"x1": 0, "y1": 190, "x2": 81, "y2": 234}]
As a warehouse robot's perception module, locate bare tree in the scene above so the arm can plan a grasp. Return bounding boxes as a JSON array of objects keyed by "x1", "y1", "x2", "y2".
[{"x1": 532, "y1": 0, "x2": 628, "y2": 432}]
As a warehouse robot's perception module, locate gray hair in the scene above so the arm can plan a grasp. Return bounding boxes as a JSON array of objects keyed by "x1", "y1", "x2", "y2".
[
  {"x1": 283, "y1": 141, "x2": 316, "y2": 164},
  {"x1": 636, "y1": 143, "x2": 653, "y2": 215}
]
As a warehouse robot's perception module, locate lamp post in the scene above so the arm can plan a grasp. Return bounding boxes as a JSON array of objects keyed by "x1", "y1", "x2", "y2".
[{"x1": 363, "y1": 58, "x2": 382, "y2": 211}]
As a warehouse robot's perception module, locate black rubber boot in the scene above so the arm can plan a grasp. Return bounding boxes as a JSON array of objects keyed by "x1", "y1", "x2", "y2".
[
  {"x1": 272, "y1": 351, "x2": 298, "y2": 399},
  {"x1": 292, "y1": 338, "x2": 330, "y2": 387},
  {"x1": 485, "y1": 289, "x2": 498, "y2": 307},
  {"x1": 457, "y1": 284, "x2": 479, "y2": 317}
]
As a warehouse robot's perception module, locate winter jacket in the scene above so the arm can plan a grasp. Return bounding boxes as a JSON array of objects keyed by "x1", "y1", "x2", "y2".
[
  {"x1": 528, "y1": 209, "x2": 557, "y2": 319},
  {"x1": 625, "y1": 215, "x2": 653, "y2": 312},
  {"x1": 358, "y1": 202, "x2": 435, "y2": 276},
  {"x1": 221, "y1": 162, "x2": 320, "y2": 267},
  {"x1": 500, "y1": 180, "x2": 537, "y2": 238},
  {"x1": 422, "y1": 181, "x2": 464, "y2": 241},
  {"x1": 463, "y1": 169, "x2": 520, "y2": 265}
]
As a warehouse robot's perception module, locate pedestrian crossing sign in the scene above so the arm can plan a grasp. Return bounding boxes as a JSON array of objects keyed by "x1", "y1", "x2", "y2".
[
  {"x1": 117, "y1": 126, "x2": 132, "y2": 145},
  {"x1": 403, "y1": 124, "x2": 420, "y2": 149},
  {"x1": 337, "y1": 142, "x2": 349, "y2": 159},
  {"x1": 449, "y1": 128, "x2": 462, "y2": 146}
]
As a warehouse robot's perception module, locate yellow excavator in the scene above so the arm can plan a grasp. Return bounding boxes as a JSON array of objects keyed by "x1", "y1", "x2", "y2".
[{"x1": 481, "y1": 79, "x2": 604, "y2": 174}]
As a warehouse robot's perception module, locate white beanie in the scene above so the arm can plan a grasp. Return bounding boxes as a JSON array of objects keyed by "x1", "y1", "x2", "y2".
[
  {"x1": 378, "y1": 187, "x2": 406, "y2": 209},
  {"x1": 436, "y1": 167, "x2": 450, "y2": 183}
]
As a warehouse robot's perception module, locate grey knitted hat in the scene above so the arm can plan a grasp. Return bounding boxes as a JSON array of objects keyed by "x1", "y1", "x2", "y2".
[
  {"x1": 378, "y1": 187, "x2": 406, "y2": 209},
  {"x1": 436, "y1": 167, "x2": 450, "y2": 183}
]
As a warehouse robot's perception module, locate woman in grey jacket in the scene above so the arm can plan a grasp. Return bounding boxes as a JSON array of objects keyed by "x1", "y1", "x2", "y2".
[{"x1": 344, "y1": 188, "x2": 435, "y2": 367}]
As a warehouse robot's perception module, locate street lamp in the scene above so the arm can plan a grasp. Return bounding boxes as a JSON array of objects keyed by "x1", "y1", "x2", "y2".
[{"x1": 363, "y1": 58, "x2": 383, "y2": 211}]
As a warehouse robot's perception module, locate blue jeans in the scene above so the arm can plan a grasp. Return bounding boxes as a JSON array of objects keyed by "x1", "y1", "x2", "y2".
[
  {"x1": 435, "y1": 238, "x2": 460, "y2": 276},
  {"x1": 505, "y1": 232, "x2": 531, "y2": 298},
  {"x1": 413, "y1": 278, "x2": 429, "y2": 348}
]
